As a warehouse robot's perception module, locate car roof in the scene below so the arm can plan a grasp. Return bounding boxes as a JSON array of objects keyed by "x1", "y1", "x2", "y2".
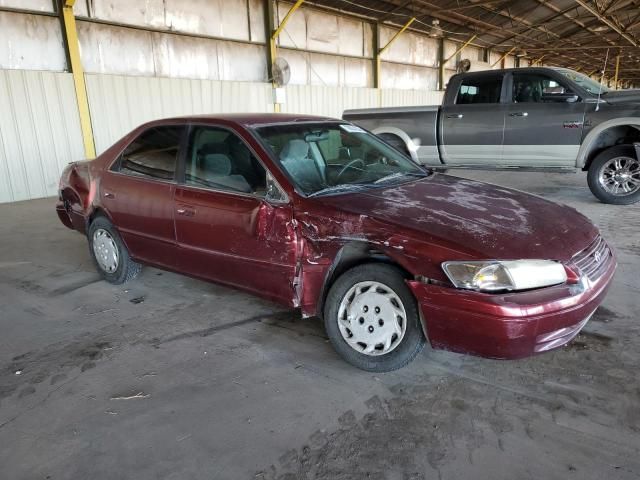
[{"x1": 153, "y1": 113, "x2": 338, "y2": 127}]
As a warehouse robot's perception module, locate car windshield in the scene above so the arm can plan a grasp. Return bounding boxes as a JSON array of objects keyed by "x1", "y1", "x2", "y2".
[
  {"x1": 253, "y1": 122, "x2": 428, "y2": 196},
  {"x1": 556, "y1": 68, "x2": 609, "y2": 95}
]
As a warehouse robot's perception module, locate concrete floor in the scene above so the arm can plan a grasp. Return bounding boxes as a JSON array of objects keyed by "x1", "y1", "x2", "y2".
[{"x1": 0, "y1": 170, "x2": 639, "y2": 480}]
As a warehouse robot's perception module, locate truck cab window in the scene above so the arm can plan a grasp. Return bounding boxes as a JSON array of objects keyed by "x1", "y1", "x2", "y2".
[
  {"x1": 512, "y1": 74, "x2": 573, "y2": 103},
  {"x1": 455, "y1": 75, "x2": 502, "y2": 104}
]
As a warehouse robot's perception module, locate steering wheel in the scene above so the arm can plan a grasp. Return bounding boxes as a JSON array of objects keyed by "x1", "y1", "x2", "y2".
[{"x1": 336, "y1": 158, "x2": 365, "y2": 180}]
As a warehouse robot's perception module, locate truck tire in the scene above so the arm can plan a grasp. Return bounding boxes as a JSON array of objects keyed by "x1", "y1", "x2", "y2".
[
  {"x1": 324, "y1": 263, "x2": 426, "y2": 372},
  {"x1": 377, "y1": 133, "x2": 411, "y2": 157},
  {"x1": 587, "y1": 145, "x2": 640, "y2": 205}
]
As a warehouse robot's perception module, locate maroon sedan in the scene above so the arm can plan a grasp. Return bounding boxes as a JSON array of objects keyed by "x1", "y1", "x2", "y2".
[{"x1": 57, "y1": 114, "x2": 616, "y2": 371}]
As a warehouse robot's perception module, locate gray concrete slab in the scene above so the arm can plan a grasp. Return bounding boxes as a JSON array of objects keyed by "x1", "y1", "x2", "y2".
[{"x1": 0, "y1": 170, "x2": 639, "y2": 480}]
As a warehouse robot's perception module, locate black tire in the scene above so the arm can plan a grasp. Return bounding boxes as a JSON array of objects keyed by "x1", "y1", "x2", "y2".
[
  {"x1": 378, "y1": 133, "x2": 411, "y2": 158},
  {"x1": 323, "y1": 263, "x2": 426, "y2": 372},
  {"x1": 88, "y1": 216, "x2": 141, "y2": 284},
  {"x1": 587, "y1": 145, "x2": 640, "y2": 205}
]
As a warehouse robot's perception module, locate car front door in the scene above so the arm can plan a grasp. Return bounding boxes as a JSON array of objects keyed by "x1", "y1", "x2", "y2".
[
  {"x1": 100, "y1": 125, "x2": 185, "y2": 270},
  {"x1": 440, "y1": 73, "x2": 507, "y2": 165},
  {"x1": 174, "y1": 124, "x2": 298, "y2": 305},
  {"x1": 503, "y1": 72, "x2": 587, "y2": 167}
]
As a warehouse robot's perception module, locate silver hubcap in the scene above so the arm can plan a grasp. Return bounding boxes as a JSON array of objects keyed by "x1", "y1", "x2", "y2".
[
  {"x1": 599, "y1": 156, "x2": 640, "y2": 196},
  {"x1": 337, "y1": 281, "x2": 407, "y2": 356},
  {"x1": 92, "y1": 228, "x2": 119, "y2": 273}
]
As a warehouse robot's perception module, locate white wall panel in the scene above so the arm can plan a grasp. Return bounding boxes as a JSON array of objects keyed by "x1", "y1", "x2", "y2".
[
  {"x1": 0, "y1": 12, "x2": 67, "y2": 71},
  {"x1": 380, "y1": 63, "x2": 437, "y2": 90},
  {"x1": 0, "y1": 70, "x2": 84, "y2": 203},
  {"x1": 277, "y1": 3, "x2": 367, "y2": 57},
  {"x1": 78, "y1": 22, "x2": 266, "y2": 82},
  {"x1": 85, "y1": 74, "x2": 273, "y2": 154},
  {"x1": 0, "y1": 0, "x2": 53, "y2": 11},
  {"x1": 379, "y1": 26, "x2": 438, "y2": 67}
]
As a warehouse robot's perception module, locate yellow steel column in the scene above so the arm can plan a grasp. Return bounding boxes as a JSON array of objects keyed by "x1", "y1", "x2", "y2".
[
  {"x1": 61, "y1": 0, "x2": 95, "y2": 158},
  {"x1": 270, "y1": 0, "x2": 305, "y2": 113},
  {"x1": 614, "y1": 54, "x2": 620, "y2": 89}
]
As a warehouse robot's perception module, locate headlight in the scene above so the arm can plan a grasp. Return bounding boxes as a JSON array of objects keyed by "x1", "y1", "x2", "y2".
[{"x1": 442, "y1": 260, "x2": 567, "y2": 292}]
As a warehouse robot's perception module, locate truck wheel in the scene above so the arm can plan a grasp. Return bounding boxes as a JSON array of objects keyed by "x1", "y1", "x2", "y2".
[
  {"x1": 324, "y1": 263, "x2": 425, "y2": 372},
  {"x1": 378, "y1": 133, "x2": 411, "y2": 157},
  {"x1": 88, "y1": 216, "x2": 141, "y2": 284},
  {"x1": 587, "y1": 145, "x2": 640, "y2": 205}
]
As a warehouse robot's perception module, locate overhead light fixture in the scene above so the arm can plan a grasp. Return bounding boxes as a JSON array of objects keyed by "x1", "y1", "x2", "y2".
[
  {"x1": 429, "y1": 19, "x2": 443, "y2": 38},
  {"x1": 593, "y1": 25, "x2": 608, "y2": 32}
]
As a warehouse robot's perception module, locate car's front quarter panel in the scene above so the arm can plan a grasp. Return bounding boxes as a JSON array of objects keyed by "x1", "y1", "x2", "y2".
[{"x1": 293, "y1": 200, "x2": 470, "y2": 317}]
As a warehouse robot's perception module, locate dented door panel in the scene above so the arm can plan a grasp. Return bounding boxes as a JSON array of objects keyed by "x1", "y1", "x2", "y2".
[{"x1": 174, "y1": 186, "x2": 298, "y2": 305}]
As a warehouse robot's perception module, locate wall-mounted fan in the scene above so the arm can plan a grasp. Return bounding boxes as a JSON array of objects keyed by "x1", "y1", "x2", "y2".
[
  {"x1": 272, "y1": 57, "x2": 291, "y2": 87},
  {"x1": 457, "y1": 58, "x2": 472, "y2": 73}
]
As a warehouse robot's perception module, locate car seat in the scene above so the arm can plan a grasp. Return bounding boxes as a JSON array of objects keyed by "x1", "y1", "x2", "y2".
[
  {"x1": 279, "y1": 139, "x2": 323, "y2": 191},
  {"x1": 200, "y1": 153, "x2": 251, "y2": 193}
]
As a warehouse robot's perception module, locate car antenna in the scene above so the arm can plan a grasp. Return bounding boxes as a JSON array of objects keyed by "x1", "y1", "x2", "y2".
[{"x1": 595, "y1": 48, "x2": 609, "y2": 112}]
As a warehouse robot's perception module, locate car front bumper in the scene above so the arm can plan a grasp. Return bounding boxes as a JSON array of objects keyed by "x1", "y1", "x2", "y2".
[{"x1": 406, "y1": 256, "x2": 616, "y2": 359}]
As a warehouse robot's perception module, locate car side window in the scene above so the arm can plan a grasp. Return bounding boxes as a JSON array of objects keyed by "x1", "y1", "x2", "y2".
[
  {"x1": 115, "y1": 126, "x2": 183, "y2": 180},
  {"x1": 185, "y1": 126, "x2": 268, "y2": 196},
  {"x1": 512, "y1": 74, "x2": 572, "y2": 103},
  {"x1": 455, "y1": 75, "x2": 502, "y2": 104}
]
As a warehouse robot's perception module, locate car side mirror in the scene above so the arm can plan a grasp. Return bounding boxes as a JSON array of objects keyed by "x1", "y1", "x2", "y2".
[{"x1": 265, "y1": 172, "x2": 289, "y2": 204}]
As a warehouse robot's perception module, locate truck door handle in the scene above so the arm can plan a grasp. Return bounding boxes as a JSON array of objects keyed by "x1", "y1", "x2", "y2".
[
  {"x1": 104, "y1": 192, "x2": 115, "y2": 199},
  {"x1": 447, "y1": 114, "x2": 464, "y2": 119},
  {"x1": 509, "y1": 112, "x2": 529, "y2": 117}
]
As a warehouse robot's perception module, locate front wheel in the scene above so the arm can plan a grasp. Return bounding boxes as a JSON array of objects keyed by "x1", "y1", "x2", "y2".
[
  {"x1": 324, "y1": 264, "x2": 426, "y2": 372},
  {"x1": 587, "y1": 145, "x2": 640, "y2": 205}
]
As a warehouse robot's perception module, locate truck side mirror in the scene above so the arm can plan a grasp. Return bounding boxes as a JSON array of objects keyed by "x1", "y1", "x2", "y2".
[{"x1": 542, "y1": 86, "x2": 579, "y2": 102}]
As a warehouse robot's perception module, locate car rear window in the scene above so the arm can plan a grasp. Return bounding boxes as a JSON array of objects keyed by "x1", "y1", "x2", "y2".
[{"x1": 115, "y1": 126, "x2": 184, "y2": 181}]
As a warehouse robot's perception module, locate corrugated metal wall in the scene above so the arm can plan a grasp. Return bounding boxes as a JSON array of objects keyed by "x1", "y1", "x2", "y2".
[
  {"x1": 0, "y1": 69, "x2": 446, "y2": 203},
  {"x1": 84, "y1": 74, "x2": 273, "y2": 153},
  {"x1": 0, "y1": 69, "x2": 84, "y2": 203},
  {"x1": 83, "y1": 75, "x2": 444, "y2": 154}
]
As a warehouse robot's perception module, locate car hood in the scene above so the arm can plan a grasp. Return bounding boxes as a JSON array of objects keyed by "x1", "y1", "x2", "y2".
[
  {"x1": 313, "y1": 174, "x2": 597, "y2": 261},
  {"x1": 604, "y1": 89, "x2": 640, "y2": 104}
]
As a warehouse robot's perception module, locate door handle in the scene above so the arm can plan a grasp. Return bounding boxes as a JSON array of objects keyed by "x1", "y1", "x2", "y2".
[
  {"x1": 509, "y1": 112, "x2": 529, "y2": 117},
  {"x1": 104, "y1": 192, "x2": 115, "y2": 199},
  {"x1": 176, "y1": 206, "x2": 195, "y2": 217},
  {"x1": 447, "y1": 114, "x2": 464, "y2": 119}
]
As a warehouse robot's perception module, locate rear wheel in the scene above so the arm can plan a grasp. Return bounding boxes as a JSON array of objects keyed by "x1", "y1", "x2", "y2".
[
  {"x1": 88, "y1": 216, "x2": 141, "y2": 284},
  {"x1": 378, "y1": 133, "x2": 411, "y2": 157},
  {"x1": 324, "y1": 264, "x2": 425, "y2": 372},
  {"x1": 587, "y1": 145, "x2": 640, "y2": 205}
]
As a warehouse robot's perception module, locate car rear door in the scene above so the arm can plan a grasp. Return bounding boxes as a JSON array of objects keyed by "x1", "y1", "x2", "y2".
[
  {"x1": 174, "y1": 124, "x2": 298, "y2": 305},
  {"x1": 440, "y1": 73, "x2": 507, "y2": 165},
  {"x1": 503, "y1": 71, "x2": 586, "y2": 167},
  {"x1": 99, "y1": 125, "x2": 185, "y2": 270}
]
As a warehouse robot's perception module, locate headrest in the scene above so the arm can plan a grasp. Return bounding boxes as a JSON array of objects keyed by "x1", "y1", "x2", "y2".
[
  {"x1": 203, "y1": 154, "x2": 232, "y2": 176},
  {"x1": 199, "y1": 142, "x2": 229, "y2": 155},
  {"x1": 280, "y1": 139, "x2": 309, "y2": 160}
]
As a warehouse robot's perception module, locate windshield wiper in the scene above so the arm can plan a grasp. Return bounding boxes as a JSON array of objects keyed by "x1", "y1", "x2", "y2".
[
  {"x1": 373, "y1": 171, "x2": 429, "y2": 184},
  {"x1": 307, "y1": 183, "x2": 373, "y2": 198}
]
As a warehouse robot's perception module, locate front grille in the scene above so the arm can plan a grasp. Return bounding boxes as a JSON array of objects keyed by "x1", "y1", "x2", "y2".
[{"x1": 572, "y1": 235, "x2": 612, "y2": 280}]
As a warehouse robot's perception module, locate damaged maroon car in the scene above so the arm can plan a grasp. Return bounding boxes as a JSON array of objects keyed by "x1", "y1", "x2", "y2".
[{"x1": 57, "y1": 114, "x2": 616, "y2": 371}]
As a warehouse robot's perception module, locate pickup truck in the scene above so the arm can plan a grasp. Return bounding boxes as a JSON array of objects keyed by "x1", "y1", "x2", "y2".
[{"x1": 343, "y1": 66, "x2": 640, "y2": 205}]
